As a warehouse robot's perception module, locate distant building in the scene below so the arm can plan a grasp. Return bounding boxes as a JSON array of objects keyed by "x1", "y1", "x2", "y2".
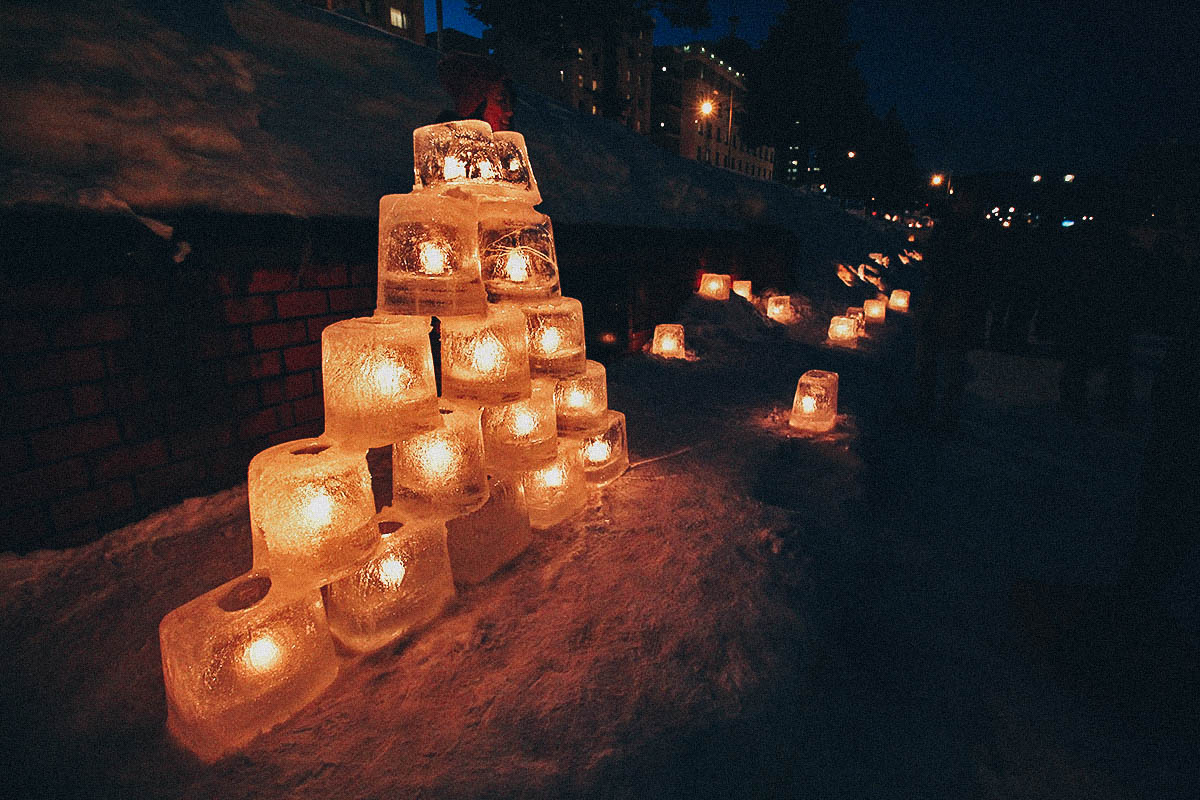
[
  {"x1": 486, "y1": 23, "x2": 654, "y2": 134},
  {"x1": 650, "y1": 44, "x2": 774, "y2": 181},
  {"x1": 310, "y1": 1, "x2": 425, "y2": 46}
]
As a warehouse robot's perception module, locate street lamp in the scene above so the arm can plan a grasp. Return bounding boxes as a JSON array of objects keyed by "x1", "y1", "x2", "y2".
[
  {"x1": 847, "y1": 150, "x2": 856, "y2": 159},
  {"x1": 699, "y1": 99, "x2": 714, "y2": 116},
  {"x1": 930, "y1": 173, "x2": 945, "y2": 187}
]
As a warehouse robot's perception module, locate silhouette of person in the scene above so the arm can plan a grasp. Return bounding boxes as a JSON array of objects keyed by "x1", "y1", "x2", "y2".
[{"x1": 435, "y1": 52, "x2": 514, "y2": 131}]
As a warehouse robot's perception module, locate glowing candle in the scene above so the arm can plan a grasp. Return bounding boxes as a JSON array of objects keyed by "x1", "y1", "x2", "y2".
[
  {"x1": 392, "y1": 403, "x2": 489, "y2": 518},
  {"x1": 443, "y1": 156, "x2": 467, "y2": 181},
  {"x1": 412, "y1": 121, "x2": 541, "y2": 203},
  {"x1": 864, "y1": 298, "x2": 887, "y2": 324},
  {"x1": 827, "y1": 316, "x2": 858, "y2": 347},
  {"x1": 553, "y1": 360, "x2": 608, "y2": 431},
  {"x1": 441, "y1": 305, "x2": 532, "y2": 404},
  {"x1": 766, "y1": 295, "x2": 796, "y2": 324},
  {"x1": 789, "y1": 370, "x2": 839, "y2": 433},
  {"x1": 520, "y1": 441, "x2": 588, "y2": 529},
  {"x1": 698, "y1": 273, "x2": 732, "y2": 301},
  {"x1": 481, "y1": 378, "x2": 558, "y2": 468},
  {"x1": 888, "y1": 289, "x2": 911, "y2": 312},
  {"x1": 518, "y1": 296, "x2": 587, "y2": 377},
  {"x1": 651, "y1": 324, "x2": 686, "y2": 358},
  {"x1": 732, "y1": 280, "x2": 752, "y2": 300},
  {"x1": 242, "y1": 635, "x2": 281, "y2": 673},
  {"x1": 419, "y1": 241, "x2": 448, "y2": 274},
  {"x1": 569, "y1": 410, "x2": 628, "y2": 488},
  {"x1": 446, "y1": 471, "x2": 532, "y2": 585}
]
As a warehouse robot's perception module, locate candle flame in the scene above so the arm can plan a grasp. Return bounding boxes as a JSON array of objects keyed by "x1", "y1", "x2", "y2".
[
  {"x1": 300, "y1": 487, "x2": 334, "y2": 529},
  {"x1": 419, "y1": 439, "x2": 456, "y2": 475},
  {"x1": 443, "y1": 156, "x2": 466, "y2": 180},
  {"x1": 372, "y1": 359, "x2": 408, "y2": 396},
  {"x1": 566, "y1": 388, "x2": 588, "y2": 408},
  {"x1": 512, "y1": 409, "x2": 538, "y2": 437},
  {"x1": 477, "y1": 160, "x2": 494, "y2": 179},
  {"x1": 505, "y1": 249, "x2": 531, "y2": 282},
  {"x1": 243, "y1": 635, "x2": 281, "y2": 673},
  {"x1": 542, "y1": 465, "x2": 565, "y2": 488},
  {"x1": 705, "y1": 279, "x2": 720, "y2": 293},
  {"x1": 801, "y1": 395, "x2": 817, "y2": 414},
  {"x1": 471, "y1": 336, "x2": 504, "y2": 374},
  {"x1": 377, "y1": 555, "x2": 407, "y2": 589},
  {"x1": 584, "y1": 439, "x2": 611, "y2": 463},
  {"x1": 661, "y1": 337, "x2": 678, "y2": 352},
  {"x1": 419, "y1": 241, "x2": 448, "y2": 275},
  {"x1": 537, "y1": 326, "x2": 562, "y2": 355}
]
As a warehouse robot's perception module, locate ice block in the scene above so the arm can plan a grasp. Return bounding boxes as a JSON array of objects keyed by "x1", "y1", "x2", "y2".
[
  {"x1": 698, "y1": 273, "x2": 732, "y2": 301},
  {"x1": 650, "y1": 324, "x2": 686, "y2": 359},
  {"x1": 321, "y1": 315, "x2": 439, "y2": 449},
  {"x1": 445, "y1": 470, "x2": 532, "y2": 584},
  {"x1": 516, "y1": 296, "x2": 586, "y2": 377},
  {"x1": 392, "y1": 402, "x2": 489, "y2": 518},
  {"x1": 789, "y1": 369, "x2": 839, "y2": 433},
  {"x1": 553, "y1": 360, "x2": 608, "y2": 432},
  {"x1": 888, "y1": 289, "x2": 911, "y2": 312},
  {"x1": 159, "y1": 571, "x2": 338, "y2": 762},
  {"x1": 520, "y1": 440, "x2": 587, "y2": 529},
  {"x1": 766, "y1": 295, "x2": 796, "y2": 324},
  {"x1": 323, "y1": 515, "x2": 455, "y2": 652},
  {"x1": 481, "y1": 377, "x2": 558, "y2": 469},
  {"x1": 845, "y1": 306, "x2": 867, "y2": 336},
  {"x1": 377, "y1": 192, "x2": 487, "y2": 316},
  {"x1": 478, "y1": 203, "x2": 560, "y2": 300},
  {"x1": 439, "y1": 304, "x2": 532, "y2": 404},
  {"x1": 864, "y1": 298, "x2": 887, "y2": 324},
  {"x1": 570, "y1": 410, "x2": 628, "y2": 488},
  {"x1": 732, "y1": 280, "x2": 752, "y2": 300},
  {"x1": 412, "y1": 121, "x2": 540, "y2": 203},
  {"x1": 827, "y1": 315, "x2": 858, "y2": 347},
  {"x1": 248, "y1": 439, "x2": 379, "y2": 591}
]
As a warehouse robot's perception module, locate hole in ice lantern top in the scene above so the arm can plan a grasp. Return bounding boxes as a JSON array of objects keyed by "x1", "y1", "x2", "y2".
[
  {"x1": 732, "y1": 280, "x2": 752, "y2": 300},
  {"x1": 766, "y1": 296, "x2": 796, "y2": 324},
  {"x1": 863, "y1": 298, "x2": 887, "y2": 324},
  {"x1": 651, "y1": 324, "x2": 686, "y2": 358},
  {"x1": 888, "y1": 289, "x2": 911, "y2": 312},
  {"x1": 698, "y1": 273, "x2": 732, "y2": 301},
  {"x1": 827, "y1": 316, "x2": 858, "y2": 347},
  {"x1": 789, "y1": 369, "x2": 838, "y2": 433},
  {"x1": 218, "y1": 574, "x2": 272, "y2": 612}
]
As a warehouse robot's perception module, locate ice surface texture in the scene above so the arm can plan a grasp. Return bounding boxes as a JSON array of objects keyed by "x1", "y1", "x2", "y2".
[
  {"x1": 324, "y1": 516, "x2": 455, "y2": 653},
  {"x1": 845, "y1": 307, "x2": 867, "y2": 336},
  {"x1": 827, "y1": 316, "x2": 859, "y2": 347},
  {"x1": 864, "y1": 298, "x2": 887, "y2": 324},
  {"x1": 888, "y1": 289, "x2": 911, "y2": 312},
  {"x1": 516, "y1": 296, "x2": 586, "y2": 377},
  {"x1": 732, "y1": 280, "x2": 752, "y2": 299},
  {"x1": 439, "y1": 305, "x2": 532, "y2": 404},
  {"x1": 569, "y1": 410, "x2": 629, "y2": 488},
  {"x1": 159, "y1": 571, "x2": 338, "y2": 762},
  {"x1": 392, "y1": 403, "x2": 489, "y2": 518},
  {"x1": 481, "y1": 378, "x2": 558, "y2": 469},
  {"x1": 697, "y1": 273, "x2": 732, "y2": 301},
  {"x1": 412, "y1": 122, "x2": 540, "y2": 204},
  {"x1": 553, "y1": 360, "x2": 608, "y2": 431},
  {"x1": 248, "y1": 439, "x2": 379, "y2": 591},
  {"x1": 520, "y1": 440, "x2": 587, "y2": 529},
  {"x1": 445, "y1": 471, "x2": 532, "y2": 585},
  {"x1": 650, "y1": 324, "x2": 686, "y2": 359},
  {"x1": 766, "y1": 295, "x2": 796, "y2": 324},
  {"x1": 377, "y1": 192, "x2": 487, "y2": 316},
  {"x1": 321, "y1": 316, "x2": 439, "y2": 449},
  {"x1": 478, "y1": 203, "x2": 560, "y2": 301},
  {"x1": 789, "y1": 370, "x2": 839, "y2": 433}
]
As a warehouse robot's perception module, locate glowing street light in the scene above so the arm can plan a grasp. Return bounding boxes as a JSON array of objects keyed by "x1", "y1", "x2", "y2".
[
  {"x1": 1063, "y1": 174, "x2": 1075, "y2": 183},
  {"x1": 930, "y1": 173, "x2": 945, "y2": 187},
  {"x1": 1032, "y1": 174, "x2": 1042, "y2": 182},
  {"x1": 847, "y1": 150, "x2": 857, "y2": 159},
  {"x1": 699, "y1": 99, "x2": 714, "y2": 116}
]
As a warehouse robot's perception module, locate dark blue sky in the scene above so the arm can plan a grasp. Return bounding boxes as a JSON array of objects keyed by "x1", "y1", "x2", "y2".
[{"x1": 426, "y1": 1, "x2": 1198, "y2": 175}]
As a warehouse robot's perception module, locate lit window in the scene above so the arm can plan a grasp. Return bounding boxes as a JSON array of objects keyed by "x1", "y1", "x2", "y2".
[
  {"x1": 591, "y1": 79, "x2": 598, "y2": 90},
  {"x1": 389, "y1": 8, "x2": 407, "y2": 28},
  {"x1": 559, "y1": 69, "x2": 565, "y2": 82},
  {"x1": 592, "y1": 104, "x2": 598, "y2": 115}
]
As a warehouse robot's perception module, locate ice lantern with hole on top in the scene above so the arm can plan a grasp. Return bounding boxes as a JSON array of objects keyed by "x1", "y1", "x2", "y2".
[
  {"x1": 698, "y1": 273, "x2": 732, "y2": 301},
  {"x1": 864, "y1": 298, "x2": 887, "y2": 324},
  {"x1": 481, "y1": 378, "x2": 558, "y2": 469},
  {"x1": 789, "y1": 369, "x2": 839, "y2": 433},
  {"x1": 651, "y1": 324, "x2": 686, "y2": 359},
  {"x1": 248, "y1": 439, "x2": 379, "y2": 590},
  {"x1": 888, "y1": 289, "x2": 911, "y2": 313},
  {"x1": 324, "y1": 516, "x2": 455, "y2": 653},
  {"x1": 553, "y1": 360, "x2": 608, "y2": 431},
  {"x1": 732, "y1": 280, "x2": 752, "y2": 300},
  {"x1": 518, "y1": 296, "x2": 587, "y2": 377},
  {"x1": 827, "y1": 315, "x2": 859, "y2": 348},
  {"x1": 478, "y1": 203, "x2": 560, "y2": 301},
  {"x1": 446, "y1": 471, "x2": 532, "y2": 584},
  {"x1": 377, "y1": 192, "x2": 487, "y2": 317},
  {"x1": 572, "y1": 410, "x2": 629, "y2": 487},
  {"x1": 412, "y1": 121, "x2": 541, "y2": 204},
  {"x1": 392, "y1": 403, "x2": 489, "y2": 518},
  {"x1": 321, "y1": 315, "x2": 439, "y2": 449},
  {"x1": 159, "y1": 571, "x2": 338, "y2": 762},
  {"x1": 766, "y1": 295, "x2": 796, "y2": 324},
  {"x1": 521, "y1": 440, "x2": 588, "y2": 529},
  {"x1": 439, "y1": 304, "x2": 532, "y2": 404}
]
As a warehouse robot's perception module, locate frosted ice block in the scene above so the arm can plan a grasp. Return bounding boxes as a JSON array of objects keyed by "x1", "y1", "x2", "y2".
[
  {"x1": 732, "y1": 280, "x2": 752, "y2": 300},
  {"x1": 478, "y1": 203, "x2": 560, "y2": 300},
  {"x1": 650, "y1": 324, "x2": 686, "y2": 359},
  {"x1": 516, "y1": 296, "x2": 586, "y2": 377},
  {"x1": 845, "y1": 306, "x2": 867, "y2": 336},
  {"x1": 159, "y1": 571, "x2": 337, "y2": 762},
  {"x1": 248, "y1": 439, "x2": 379, "y2": 591},
  {"x1": 789, "y1": 369, "x2": 839, "y2": 433},
  {"x1": 553, "y1": 360, "x2": 608, "y2": 431},
  {"x1": 570, "y1": 410, "x2": 628, "y2": 488},
  {"x1": 766, "y1": 295, "x2": 796, "y2": 324},
  {"x1": 481, "y1": 377, "x2": 558, "y2": 469},
  {"x1": 322, "y1": 315, "x2": 439, "y2": 449},
  {"x1": 324, "y1": 515, "x2": 455, "y2": 652},
  {"x1": 392, "y1": 402, "x2": 489, "y2": 518},
  {"x1": 698, "y1": 273, "x2": 732, "y2": 301},
  {"x1": 439, "y1": 304, "x2": 532, "y2": 404},
  {"x1": 520, "y1": 439, "x2": 587, "y2": 529},
  {"x1": 377, "y1": 192, "x2": 487, "y2": 316},
  {"x1": 412, "y1": 121, "x2": 540, "y2": 203},
  {"x1": 888, "y1": 289, "x2": 911, "y2": 312},
  {"x1": 863, "y1": 298, "x2": 887, "y2": 324},
  {"x1": 827, "y1": 315, "x2": 858, "y2": 347},
  {"x1": 446, "y1": 470, "x2": 532, "y2": 584}
]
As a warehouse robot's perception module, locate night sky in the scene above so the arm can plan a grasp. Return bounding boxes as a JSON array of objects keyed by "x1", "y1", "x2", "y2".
[{"x1": 428, "y1": 0, "x2": 1198, "y2": 176}]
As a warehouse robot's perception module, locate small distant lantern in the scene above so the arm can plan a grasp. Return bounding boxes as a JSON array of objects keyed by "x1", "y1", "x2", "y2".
[
  {"x1": 553, "y1": 360, "x2": 608, "y2": 431},
  {"x1": 521, "y1": 441, "x2": 588, "y2": 529},
  {"x1": 863, "y1": 298, "x2": 887, "y2": 324},
  {"x1": 445, "y1": 471, "x2": 532, "y2": 584},
  {"x1": 789, "y1": 370, "x2": 839, "y2": 433},
  {"x1": 321, "y1": 315, "x2": 439, "y2": 449},
  {"x1": 845, "y1": 307, "x2": 867, "y2": 336},
  {"x1": 440, "y1": 305, "x2": 532, "y2": 404},
  {"x1": 698, "y1": 273, "x2": 732, "y2": 301},
  {"x1": 827, "y1": 316, "x2": 858, "y2": 347},
  {"x1": 324, "y1": 516, "x2": 456, "y2": 653},
  {"x1": 478, "y1": 203, "x2": 560, "y2": 301},
  {"x1": 481, "y1": 378, "x2": 559, "y2": 469},
  {"x1": 888, "y1": 289, "x2": 911, "y2": 312},
  {"x1": 766, "y1": 295, "x2": 796, "y2": 324},
  {"x1": 377, "y1": 192, "x2": 487, "y2": 316},
  {"x1": 159, "y1": 571, "x2": 338, "y2": 762},
  {"x1": 517, "y1": 296, "x2": 587, "y2": 377},
  {"x1": 732, "y1": 280, "x2": 752, "y2": 300},
  {"x1": 392, "y1": 403, "x2": 489, "y2": 518},
  {"x1": 248, "y1": 439, "x2": 380, "y2": 591},
  {"x1": 570, "y1": 410, "x2": 629, "y2": 487},
  {"x1": 651, "y1": 324, "x2": 687, "y2": 358},
  {"x1": 411, "y1": 121, "x2": 541, "y2": 204}
]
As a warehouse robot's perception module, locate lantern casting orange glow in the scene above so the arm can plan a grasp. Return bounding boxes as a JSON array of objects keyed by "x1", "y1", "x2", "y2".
[
  {"x1": 553, "y1": 360, "x2": 609, "y2": 431},
  {"x1": 651, "y1": 324, "x2": 687, "y2": 358},
  {"x1": 440, "y1": 305, "x2": 532, "y2": 404},
  {"x1": 789, "y1": 370, "x2": 839, "y2": 433},
  {"x1": 827, "y1": 316, "x2": 858, "y2": 347},
  {"x1": 864, "y1": 298, "x2": 887, "y2": 324},
  {"x1": 521, "y1": 441, "x2": 588, "y2": 529},
  {"x1": 518, "y1": 296, "x2": 587, "y2": 377},
  {"x1": 481, "y1": 378, "x2": 559, "y2": 468},
  {"x1": 697, "y1": 273, "x2": 732, "y2": 301},
  {"x1": 732, "y1": 280, "x2": 752, "y2": 300},
  {"x1": 571, "y1": 410, "x2": 629, "y2": 487},
  {"x1": 392, "y1": 404, "x2": 489, "y2": 518},
  {"x1": 888, "y1": 289, "x2": 911, "y2": 312},
  {"x1": 766, "y1": 295, "x2": 796, "y2": 324}
]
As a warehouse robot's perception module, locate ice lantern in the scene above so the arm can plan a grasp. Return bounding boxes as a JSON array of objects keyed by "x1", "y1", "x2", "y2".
[
  {"x1": 698, "y1": 273, "x2": 732, "y2": 301},
  {"x1": 845, "y1": 307, "x2": 867, "y2": 336},
  {"x1": 392, "y1": 403, "x2": 489, "y2": 518},
  {"x1": 446, "y1": 471, "x2": 532, "y2": 584},
  {"x1": 159, "y1": 571, "x2": 338, "y2": 762},
  {"x1": 248, "y1": 439, "x2": 380, "y2": 590},
  {"x1": 888, "y1": 289, "x2": 911, "y2": 312},
  {"x1": 324, "y1": 517, "x2": 455, "y2": 653},
  {"x1": 651, "y1": 324, "x2": 686, "y2": 359},
  {"x1": 377, "y1": 192, "x2": 487, "y2": 317},
  {"x1": 521, "y1": 441, "x2": 588, "y2": 529},
  {"x1": 321, "y1": 315, "x2": 439, "y2": 449},
  {"x1": 766, "y1": 296, "x2": 796, "y2": 324},
  {"x1": 732, "y1": 280, "x2": 752, "y2": 300},
  {"x1": 572, "y1": 410, "x2": 629, "y2": 487},
  {"x1": 789, "y1": 370, "x2": 839, "y2": 433},
  {"x1": 412, "y1": 121, "x2": 540, "y2": 203},
  {"x1": 827, "y1": 316, "x2": 859, "y2": 347},
  {"x1": 519, "y1": 296, "x2": 587, "y2": 377},
  {"x1": 553, "y1": 360, "x2": 608, "y2": 431},
  {"x1": 864, "y1": 298, "x2": 887, "y2": 324},
  {"x1": 439, "y1": 305, "x2": 532, "y2": 404},
  {"x1": 478, "y1": 203, "x2": 560, "y2": 301},
  {"x1": 481, "y1": 378, "x2": 558, "y2": 469}
]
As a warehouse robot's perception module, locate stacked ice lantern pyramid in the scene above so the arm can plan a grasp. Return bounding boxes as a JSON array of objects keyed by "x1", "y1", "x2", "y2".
[{"x1": 158, "y1": 120, "x2": 629, "y2": 761}]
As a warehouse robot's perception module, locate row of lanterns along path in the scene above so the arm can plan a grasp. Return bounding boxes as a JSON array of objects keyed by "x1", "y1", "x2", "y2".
[
  {"x1": 648, "y1": 270, "x2": 912, "y2": 433},
  {"x1": 159, "y1": 120, "x2": 629, "y2": 762}
]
